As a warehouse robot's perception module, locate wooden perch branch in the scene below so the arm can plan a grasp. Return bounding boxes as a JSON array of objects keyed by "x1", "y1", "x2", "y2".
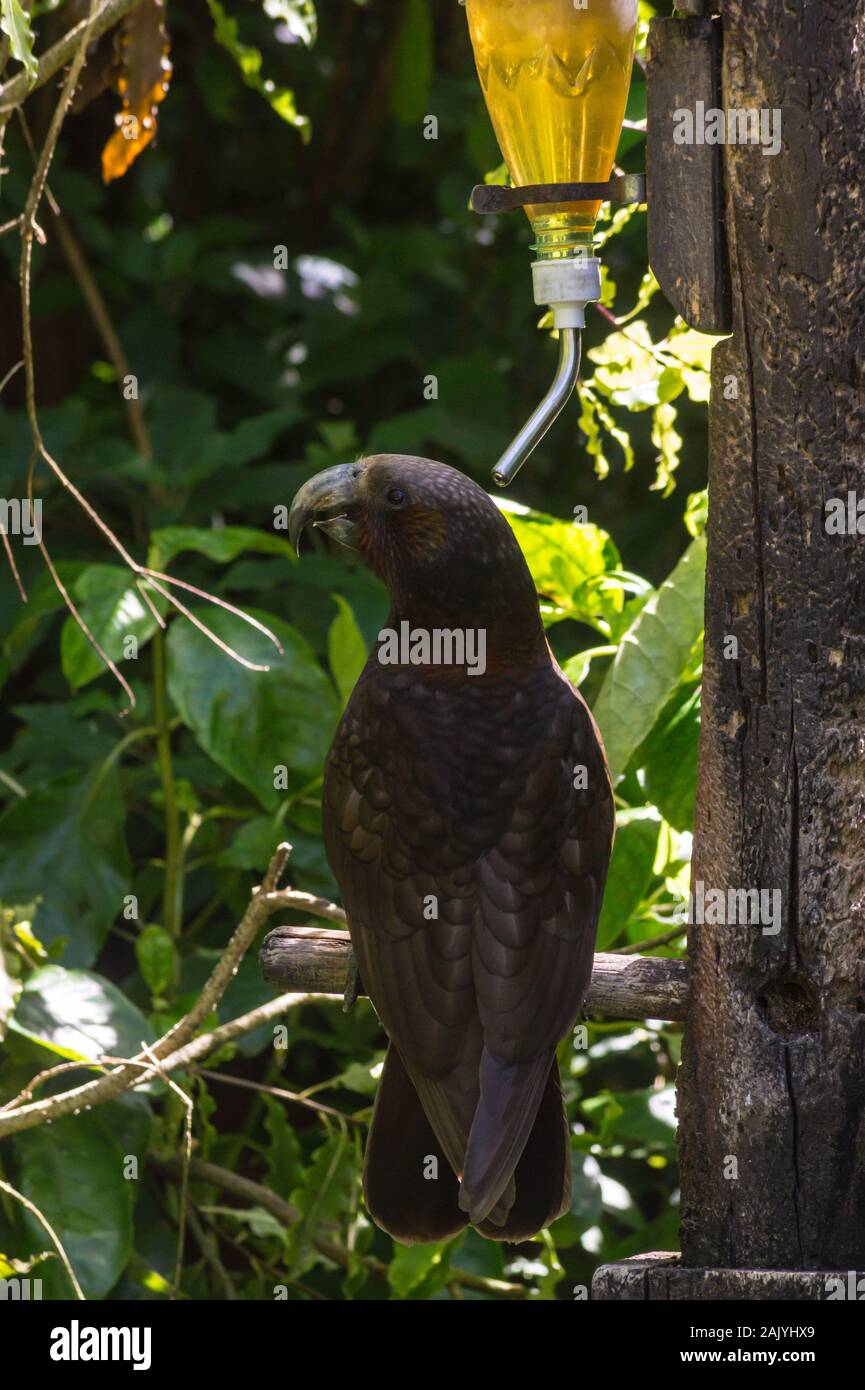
[{"x1": 259, "y1": 926, "x2": 689, "y2": 1023}]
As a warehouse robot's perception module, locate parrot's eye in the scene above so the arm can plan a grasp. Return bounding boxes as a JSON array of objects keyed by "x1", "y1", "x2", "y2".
[{"x1": 386, "y1": 487, "x2": 407, "y2": 507}]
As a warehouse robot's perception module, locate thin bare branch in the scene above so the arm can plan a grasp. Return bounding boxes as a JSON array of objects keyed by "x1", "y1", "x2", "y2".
[
  {"x1": 140, "y1": 1042, "x2": 193, "y2": 1298},
  {"x1": 135, "y1": 578, "x2": 167, "y2": 629},
  {"x1": 141, "y1": 569, "x2": 283, "y2": 654},
  {"x1": 1, "y1": 527, "x2": 26, "y2": 600},
  {"x1": 0, "y1": 359, "x2": 22, "y2": 394},
  {"x1": 0, "y1": 844, "x2": 296, "y2": 1138},
  {"x1": 0, "y1": 767, "x2": 27, "y2": 798},
  {"x1": 196, "y1": 1068, "x2": 365, "y2": 1125},
  {"x1": 37, "y1": 536, "x2": 136, "y2": 712},
  {"x1": 262, "y1": 889, "x2": 347, "y2": 925},
  {"x1": 51, "y1": 210, "x2": 154, "y2": 461},
  {"x1": 141, "y1": 576, "x2": 272, "y2": 673},
  {"x1": 0, "y1": 1178, "x2": 85, "y2": 1299},
  {"x1": 10, "y1": 22, "x2": 282, "y2": 698}
]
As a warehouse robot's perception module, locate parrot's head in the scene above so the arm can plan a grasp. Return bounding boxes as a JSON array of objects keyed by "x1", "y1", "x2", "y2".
[{"x1": 289, "y1": 454, "x2": 543, "y2": 641}]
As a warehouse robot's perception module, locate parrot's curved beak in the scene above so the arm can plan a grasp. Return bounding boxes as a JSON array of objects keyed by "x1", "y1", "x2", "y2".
[{"x1": 289, "y1": 463, "x2": 360, "y2": 556}]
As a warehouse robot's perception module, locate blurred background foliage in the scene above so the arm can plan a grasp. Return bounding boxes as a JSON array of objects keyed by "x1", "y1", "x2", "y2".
[{"x1": 0, "y1": 0, "x2": 709, "y2": 1299}]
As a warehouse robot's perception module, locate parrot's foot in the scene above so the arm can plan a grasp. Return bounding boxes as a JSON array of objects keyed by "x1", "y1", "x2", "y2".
[{"x1": 342, "y1": 946, "x2": 360, "y2": 1013}]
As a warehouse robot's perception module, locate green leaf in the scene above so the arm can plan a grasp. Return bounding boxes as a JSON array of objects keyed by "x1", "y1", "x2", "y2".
[
  {"x1": 263, "y1": 0, "x2": 316, "y2": 47},
  {"x1": 549, "y1": 1151, "x2": 603, "y2": 1247},
  {"x1": 148, "y1": 524, "x2": 296, "y2": 571},
  {"x1": 640, "y1": 684, "x2": 701, "y2": 833},
  {"x1": 206, "y1": 0, "x2": 310, "y2": 138},
  {"x1": 327, "y1": 594, "x2": 367, "y2": 707},
  {"x1": 587, "y1": 321, "x2": 683, "y2": 411},
  {"x1": 1, "y1": 0, "x2": 37, "y2": 83},
  {"x1": 332, "y1": 1057, "x2": 383, "y2": 1097},
  {"x1": 651, "y1": 400, "x2": 683, "y2": 495},
  {"x1": 496, "y1": 500, "x2": 623, "y2": 634},
  {"x1": 135, "y1": 925, "x2": 175, "y2": 999},
  {"x1": 216, "y1": 956, "x2": 273, "y2": 1056},
  {"x1": 3, "y1": 562, "x2": 86, "y2": 673},
  {"x1": 561, "y1": 644, "x2": 616, "y2": 689},
  {"x1": 203, "y1": 1205, "x2": 286, "y2": 1243},
  {"x1": 390, "y1": 0, "x2": 433, "y2": 125},
  {"x1": 263, "y1": 1095, "x2": 304, "y2": 1200},
  {"x1": 449, "y1": 1229, "x2": 504, "y2": 1297},
  {"x1": 593, "y1": 534, "x2": 706, "y2": 782},
  {"x1": 166, "y1": 609, "x2": 338, "y2": 811},
  {"x1": 60, "y1": 564, "x2": 166, "y2": 690},
  {"x1": 0, "y1": 766, "x2": 131, "y2": 965},
  {"x1": 596, "y1": 808, "x2": 662, "y2": 948},
  {"x1": 8, "y1": 964, "x2": 154, "y2": 1062},
  {"x1": 0, "y1": 946, "x2": 20, "y2": 1042},
  {"x1": 287, "y1": 1132, "x2": 357, "y2": 1277},
  {"x1": 604, "y1": 1085, "x2": 677, "y2": 1147},
  {"x1": 217, "y1": 814, "x2": 282, "y2": 870},
  {"x1": 684, "y1": 487, "x2": 708, "y2": 538},
  {"x1": 662, "y1": 321, "x2": 724, "y2": 403},
  {"x1": 13, "y1": 1112, "x2": 135, "y2": 1298},
  {"x1": 592, "y1": 391, "x2": 636, "y2": 473},
  {"x1": 388, "y1": 1241, "x2": 449, "y2": 1299}
]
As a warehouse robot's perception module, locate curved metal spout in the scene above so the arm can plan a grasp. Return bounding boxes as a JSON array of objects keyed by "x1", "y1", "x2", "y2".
[{"x1": 492, "y1": 328, "x2": 581, "y2": 487}]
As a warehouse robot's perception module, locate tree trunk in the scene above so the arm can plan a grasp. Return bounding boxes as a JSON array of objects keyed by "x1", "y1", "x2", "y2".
[{"x1": 679, "y1": 0, "x2": 865, "y2": 1268}]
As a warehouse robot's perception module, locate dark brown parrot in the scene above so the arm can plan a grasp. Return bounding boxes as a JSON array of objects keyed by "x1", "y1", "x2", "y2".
[{"x1": 289, "y1": 454, "x2": 614, "y2": 1244}]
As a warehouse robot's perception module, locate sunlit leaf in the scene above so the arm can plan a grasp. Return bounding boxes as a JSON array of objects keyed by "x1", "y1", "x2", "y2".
[
  {"x1": 207, "y1": 0, "x2": 309, "y2": 139},
  {"x1": 264, "y1": 0, "x2": 316, "y2": 47},
  {"x1": 327, "y1": 593, "x2": 367, "y2": 707},
  {"x1": 596, "y1": 808, "x2": 662, "y2": 949},
  {"x1": 0, "y1": 0, "x2": 37, "y2": 83},
  {"x1": 639, "y1": 683, "x2": 701, "y2": 833},
  {"x1": 8, "y1": 963, "x2": 154, "y2": 1062},
  {"x1": 593, "y1": 535, "x2": 706, "y2": 782},
  {"x1": 496, "y1": 500, "x2": 623, "y2": 634},
  {"x1": 60, "y1": 564, "x2": 166, "y2": 690}
]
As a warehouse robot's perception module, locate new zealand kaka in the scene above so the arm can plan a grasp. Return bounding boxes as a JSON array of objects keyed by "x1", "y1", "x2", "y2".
[{"x1": 289, "y1": 455, "x2": 614, "y2": 1243}]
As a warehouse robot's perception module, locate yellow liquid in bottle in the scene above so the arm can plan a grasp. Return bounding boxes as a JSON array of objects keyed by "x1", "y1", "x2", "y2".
[{"x1": 465, "y1": 0, "x2": 638, "y2": 256}]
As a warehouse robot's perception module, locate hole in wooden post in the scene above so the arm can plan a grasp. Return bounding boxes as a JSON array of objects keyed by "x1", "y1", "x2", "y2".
[{"x1": 757, "y1": 973, "x2": 820, "y2": 1037}]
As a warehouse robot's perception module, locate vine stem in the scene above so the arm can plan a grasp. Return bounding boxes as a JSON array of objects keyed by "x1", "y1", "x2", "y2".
[{"x1": 152, "y1": 631, "x2": 181, "y2": 938}]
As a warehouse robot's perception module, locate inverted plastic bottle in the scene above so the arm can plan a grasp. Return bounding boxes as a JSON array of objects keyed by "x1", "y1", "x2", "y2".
[{"x1": 465, "y1": 0, "x2": 638, "y2": 259}]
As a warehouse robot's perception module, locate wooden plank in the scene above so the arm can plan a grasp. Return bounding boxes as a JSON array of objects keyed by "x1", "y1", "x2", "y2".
[
  {"x1": 592, "y1": 1254, "x2": 865, "y2": 1301},
  {"x1": 646, "y1": 16, "x2": 731, "y2": 331}
]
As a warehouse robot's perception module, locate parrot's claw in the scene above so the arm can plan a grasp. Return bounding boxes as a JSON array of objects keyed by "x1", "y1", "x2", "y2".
[{"x1": 342, "y1": 946, "x2": 360, "y2": 1013}]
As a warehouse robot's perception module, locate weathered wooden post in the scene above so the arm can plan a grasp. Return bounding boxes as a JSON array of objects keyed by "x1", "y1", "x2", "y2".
[{"x1": 594, "y1": 0, "x2": 865, "y2": 1299}]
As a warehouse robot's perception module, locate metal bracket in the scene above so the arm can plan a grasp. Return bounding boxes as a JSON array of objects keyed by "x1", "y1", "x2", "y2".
[{"x1": 470, "y1": 173, "x2": 646, "y2": 216}]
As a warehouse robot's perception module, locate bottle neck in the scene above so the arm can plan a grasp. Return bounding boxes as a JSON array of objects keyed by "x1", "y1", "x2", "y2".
[{"x1": 529, "y1": 209, "x2": 596, "y2": 261}]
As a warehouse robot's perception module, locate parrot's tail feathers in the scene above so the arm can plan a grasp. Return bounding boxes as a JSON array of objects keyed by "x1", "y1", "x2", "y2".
[
  {"x1": 411, "y1": 1070, "x2": 469, "y2": 1180},
  {"x1": 458, "y1": 1048, "x2": 554, "y2": 1227},
  {"x1": 363, "y1": 1043, "x2": 468, "y2": 1245},
  {"x1": 411, "y1": 1061, "x2": 515, "y2": 1226},
  {"x1": 473, "y1": 1060, "x2": 571, "y2": 1242}
]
